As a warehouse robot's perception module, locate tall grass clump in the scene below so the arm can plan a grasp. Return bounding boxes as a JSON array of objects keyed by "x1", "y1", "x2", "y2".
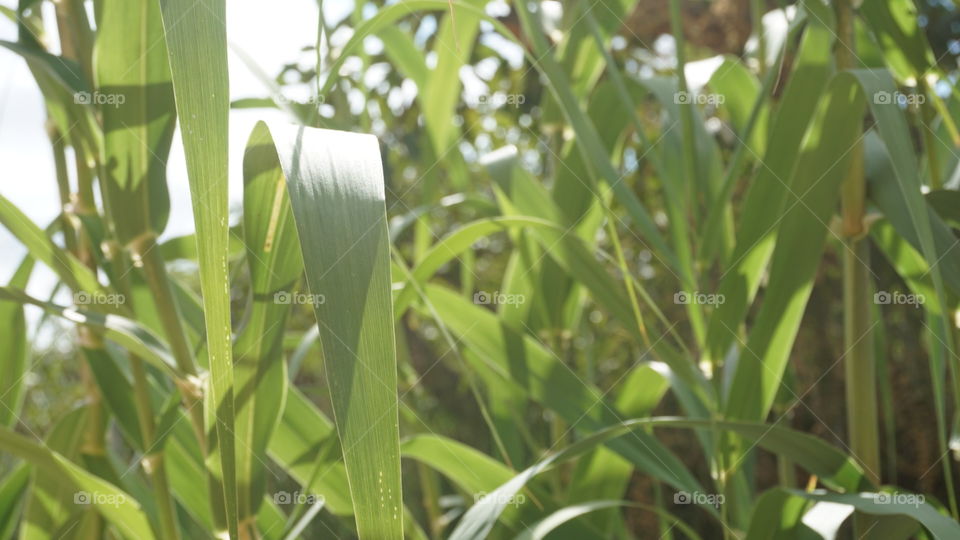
[{"x1": 1, "y1": 0, "x2": 960, "y2": 538}]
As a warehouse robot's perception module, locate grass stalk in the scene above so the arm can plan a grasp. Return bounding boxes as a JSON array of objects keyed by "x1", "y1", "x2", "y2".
[
  {"x1": 131, "y1": 233, "x2": 223, "y2": 528},
  {"x1": 107, "y1": 248, "x2": 181, "y2": 540},
  {"x1": 835, "y1": 0, "x2": 881, "y2": 533},
  {"x1": 131, "y1": 357, "x2": 181, "y2": 540}
]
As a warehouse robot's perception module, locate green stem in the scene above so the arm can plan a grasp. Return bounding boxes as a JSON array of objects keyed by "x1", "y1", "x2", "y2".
[
  {"x1": 131, "y1": 358, "x2": 181, "y2": 540},
  {"x1": 132, "y1": 234, "x2": 222, "y2": 528},
  {"x1": 109, "y1": 249, "x2": 181, "y2": 540},
  {"x1": 835, "y1": 0, "x2": 880, "y2": 534}
]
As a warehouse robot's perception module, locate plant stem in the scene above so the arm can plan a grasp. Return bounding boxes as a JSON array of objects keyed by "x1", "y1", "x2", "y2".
[
  {"x1": 132, "y1": 233, "x2": 223, "y2": 527},
  {"x1": 108, "y1": 246, "x2": 181, "y2": 540},
  {"x1": 131, "y1": 357, "x2": 181, "y2": 540},
  {"x1": 835, "y1": 0, "x2": 880, "y2": 534}
]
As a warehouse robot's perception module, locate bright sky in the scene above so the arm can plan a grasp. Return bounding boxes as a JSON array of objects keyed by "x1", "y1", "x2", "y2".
[{"x1": 0, "y1": 0, "x2": 351, "y2": 289}]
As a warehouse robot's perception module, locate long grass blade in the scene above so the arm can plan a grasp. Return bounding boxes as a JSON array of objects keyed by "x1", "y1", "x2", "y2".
[
  {"x1": 157, "y1": 0, "x2": 237, "y2": 536},
  {"x1": 248, "y1": 122, "x2": 402, "y2": 538}
]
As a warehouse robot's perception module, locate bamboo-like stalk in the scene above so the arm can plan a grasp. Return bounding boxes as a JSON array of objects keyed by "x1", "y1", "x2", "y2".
[
  {"x1": 131, "y1": 357, "x2": 181, "y2": 540},
  {"x1": 835, "y1": 0, "x2": 880, "y2": 535},
  {"x1": 131, "y1": 232, "x2": 226, "y2": 529},
  {"x1": 104, "y1": 246, "x2": 182, "y2": 540}
]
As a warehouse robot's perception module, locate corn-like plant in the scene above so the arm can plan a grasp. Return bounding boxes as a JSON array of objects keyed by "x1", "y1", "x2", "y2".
[{"x1": 2, "y1": 0, "x2": 960, "y2": 538}]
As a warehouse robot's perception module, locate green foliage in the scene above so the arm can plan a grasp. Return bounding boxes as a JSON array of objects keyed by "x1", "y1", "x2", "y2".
[{"x1": 1, "y1": 0, "x2": 959, "y2": 538}]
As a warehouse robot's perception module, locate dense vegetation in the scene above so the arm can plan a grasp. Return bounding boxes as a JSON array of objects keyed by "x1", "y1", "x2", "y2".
[{"x1": 1, "y1": 0, "x2": 960, "y2": 538}]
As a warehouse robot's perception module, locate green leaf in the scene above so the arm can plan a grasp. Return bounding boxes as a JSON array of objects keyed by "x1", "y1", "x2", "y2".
[
  {"x1": 157, "y1": 0, "x2": 237, "y2": 536},
  {"x1": 452, "y1": 416, "x2": 870, "y2": 539},
  {"x1": 703, "y1": 18, "x2": 834, "y2": 366},
  {"x1": 0, "y1": 194, "x2": 103, "y2": 295},
  {"x1": 4, "y1": 412, "x2": 156, "y2": 540},
  {"x1": 234, "y1": 119, "x2": 306, "y2": 529},
  {"x1": 514, "y1": 500, "x2": 703, "y2": 540},
  {"x1": 0, "y1": 40, "x2": 88, "y2": 95},
  {"x1": 0, "y1": 465, "x2": 29, "y2": 539},
  {"x1": 423, "y1": 285, "x2": 704, "y2": 496},
  {"x1": 0, "y1": 256, "x2": 33, "y2": 427},
  {"x1": 725, "y1": 73, "x2": 867, "y2": 421},
  {"x1": 248, "y1": 122, "x2": 402, "y2": 538},
  {"x1": 789, "y1": 490, "x2": 960, "y2": 539},
  {"x1": 0, "y1": 287, "x2": 182, "y2": 379},
  {"x1": 95, "y1": 0, "x2": 175, "y2": 243},
  {"x1": 859, "y1": 0, "x2": 935, "y2": 80}
]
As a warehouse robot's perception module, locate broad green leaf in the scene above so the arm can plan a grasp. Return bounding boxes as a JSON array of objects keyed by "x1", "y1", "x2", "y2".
[
  {"x1": 157, "y1": 0, "x2": 237, "y2": 536},
  {"x1": 725, "y1": 73, "x2": 867, "y2": 421},
  {"x1": 268, "y1": 388, "x2": 351, "y2": 515},
  {"x1": 703, "y1": 18, "x2": 834, "y2": 366},
  {"x1": 95, "y1": 0, "x2": 175, "y2": 243},
  {"x1": 235, "y1": 120, "x2": 306, "y2": 530},
  {"x1": 248, "y1": 122, "x2": 402, "y2": 538},
  {"x1": 859, "y1": 0, "x2": 935, "y2": 80}
]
